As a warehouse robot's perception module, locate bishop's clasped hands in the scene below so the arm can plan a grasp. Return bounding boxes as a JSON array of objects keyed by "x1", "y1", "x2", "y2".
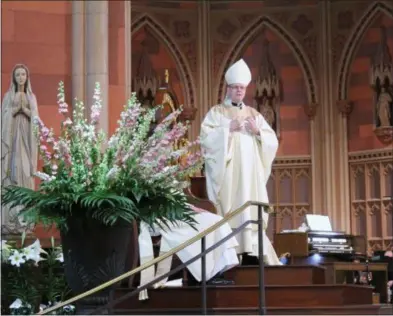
[{"x1": 229, "y1": 117, "x2": 259, "y2": 135}]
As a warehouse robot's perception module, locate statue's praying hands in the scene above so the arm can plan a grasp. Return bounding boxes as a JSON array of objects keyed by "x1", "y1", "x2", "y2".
[
  {"x1": 14, "y1": 92, "x2": 31, "y2": 117},
  {"x1": 12, "y1": 92, "x2": 23, "y2": 116}
]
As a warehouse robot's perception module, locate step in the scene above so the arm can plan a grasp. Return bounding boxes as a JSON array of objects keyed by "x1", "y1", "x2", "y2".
[
  {"x1": 224, "y1": 265, "x2": 325, "y2": 285},
  {"x1": 113, "y1": 284, "x2": 374, "y2": 310},
  {"x1": 114, "y1": 304, "x2": 384, "y2": 315}
]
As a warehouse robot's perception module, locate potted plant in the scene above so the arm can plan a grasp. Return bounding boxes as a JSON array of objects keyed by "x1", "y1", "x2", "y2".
[
  {"x1": 2, "y1": 82, "x2": 203, "y2": 313},
  {"x1": 1, "y1": 235, "x2": 75, "y2": 315}
]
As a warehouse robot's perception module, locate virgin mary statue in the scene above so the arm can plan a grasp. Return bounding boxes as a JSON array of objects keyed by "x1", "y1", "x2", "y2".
[{"x1": 1, "y1": 64, "x2": 39, "y2": 234}]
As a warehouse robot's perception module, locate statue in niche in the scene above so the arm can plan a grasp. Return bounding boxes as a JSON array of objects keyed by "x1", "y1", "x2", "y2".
[
  {"x1": 254, "y1": 31, "x2": 281, "y2": 137},
  {"x1": 370, "y1": 26, "x2": 393, "y2": 144},
  {"x1": 259, "y1": 97, "x2": 277, "y2": 131},
  {"x1": 133, "y1": 39, "x2": 160, "y2": 110},
  {"x1": 1, "y1": 64, "x2": 39, "y2": 234},
  {"x1": 375, "y1": 86, "x2": 392, "y2": 128}
]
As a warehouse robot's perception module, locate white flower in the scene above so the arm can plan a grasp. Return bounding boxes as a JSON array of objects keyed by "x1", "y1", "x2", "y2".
[
  {"x1": 10, "y1": 299, "x2": 23, "y2": 309},
  {"x1": 10, "y1": 299, "x2": 32, "y2": 310},
  {"x1": 83, "y1": 125, "x2": 96, "y2": 140},
  {"x1": 1, "y1": 240, "x2": 13, "y2": 262},
  {"x1": 25, "y1": 239, "x2": 47, "y2": 256},
  {"x1": 19, "y1": 239, "x2": 47, "y2": 264},
  {"x1": 35, "y1": 171, "x2": 52, "y2": 181},
  {"x1": 63, "y1": 305, "x2": 75, "y2": 312},
  {"x1": 21, "y1": 247, "x2": 36, "y2": 260},
  {"x1": 21, "y1": 247, "x2": 45, "y2": 264},
  {"x1": 8, "y1": 250, "x2": 26, "y2": 267},
  {"x1": 1, "y1": 239, "x2": 10, "y2": 251},
  {"x1": 106, "y1": 166, "x2": 119, "y2": 180},
  {"x1": 108, "y1": 135, "x2": 118, "y2": 148},
  {"x1": 56, "y1": 252, "x2": 64, "y2": 263},
  {"x1": 63, "y1": 117, "x2": 73, "y2": 125}
]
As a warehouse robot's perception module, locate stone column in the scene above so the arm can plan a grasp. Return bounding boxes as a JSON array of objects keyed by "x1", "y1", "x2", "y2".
[
  {"x1": 125, "y1": 0, "x2": 132, "y2": 100},
  {"x1": 195, "y1": 1, "x2": 211, "y2": 140},
  {"x1": 72, "y1": 1, "x2": 85, "y2": 104},
  {"x1": 334, "y1": 100, "x2": 353, "y2": 232},
  {"x1": 305, "y1": 102, "x2": 323, "y2": 213},
  {"x1": 85, "y1": 1, "x2": 109, "y2": 134},
  {"x1": 317, "y1": 1, "x2": 339, "y2": 226}
]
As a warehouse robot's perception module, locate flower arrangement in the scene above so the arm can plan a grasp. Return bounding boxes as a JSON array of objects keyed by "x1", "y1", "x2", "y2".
[
  {"x1": 1, "y1": 235, "x2": 75, "y2": 315},
  {"x1": 1, "y1": 82, "x2": 203, "y2": 231}
]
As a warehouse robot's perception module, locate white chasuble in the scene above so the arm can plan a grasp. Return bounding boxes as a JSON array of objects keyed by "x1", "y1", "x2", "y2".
[
  {"x1": 201, "y1": 102, "x2": 282, "y2": 265},
  {"x1": 138, "y1": 211, "x2": 239, "y2": 300}
]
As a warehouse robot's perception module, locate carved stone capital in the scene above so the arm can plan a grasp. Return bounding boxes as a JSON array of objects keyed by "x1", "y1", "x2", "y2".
[
  {"x1": 374, "y1": 126, "x2": 393, "y2": 145},
  {"x1": 336, "y1": 99, "x2": 353, "y2": 117},
  {"x1": 303, "y1": 103, "x2": 317, "y2": 120}
]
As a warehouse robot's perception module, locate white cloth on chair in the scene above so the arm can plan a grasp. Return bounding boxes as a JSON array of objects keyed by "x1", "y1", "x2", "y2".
[{"x1": 138, "y1": 211, "x2": 239, "y2": 300}]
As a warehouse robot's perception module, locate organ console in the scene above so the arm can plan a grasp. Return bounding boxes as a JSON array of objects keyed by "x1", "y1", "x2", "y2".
[
  {"x1": 274, "y1": 231, "x2": 367, "y2": 264},
  {"x1": 274, "y1": 214, "x2": 367, "y2": 263}
]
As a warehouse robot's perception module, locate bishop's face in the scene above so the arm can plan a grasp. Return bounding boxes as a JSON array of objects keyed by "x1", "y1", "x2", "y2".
[{"x1": 227, "y1": 84, "x2": 247, "y2": 104}]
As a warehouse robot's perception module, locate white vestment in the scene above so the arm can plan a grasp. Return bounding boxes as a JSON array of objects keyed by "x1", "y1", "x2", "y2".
[
  {"x1": 138, "y1": 211, "x2": 239, "y2": 300},
  {"x1": 200, "y1": 101, "x2": 282, "y2": 265}
]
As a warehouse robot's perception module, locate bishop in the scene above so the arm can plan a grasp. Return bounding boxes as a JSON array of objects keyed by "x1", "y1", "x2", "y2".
[{"x1": 200, "y1": 59, "x2": 282, "y2": 265}]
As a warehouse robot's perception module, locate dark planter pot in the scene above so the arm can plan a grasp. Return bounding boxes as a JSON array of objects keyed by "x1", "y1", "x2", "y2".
[{"x1": 60, "y1": 217, "x2": 134, "y2": 314}]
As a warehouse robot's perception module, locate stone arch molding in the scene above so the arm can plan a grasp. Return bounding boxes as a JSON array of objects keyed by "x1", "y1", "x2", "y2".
[
  {"x1": 216, "y1": 16, "x2": 318, "y2": 106},
  {"x1": 131, "y1": 13, "x2": 196, "y2": 107},
  {"x1": 337, "y1": 1, "x2": 393, "y2": 100}
]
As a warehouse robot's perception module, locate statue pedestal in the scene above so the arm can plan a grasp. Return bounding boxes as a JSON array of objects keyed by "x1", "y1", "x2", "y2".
[{"x1": 374, "y1": 126, "x2": 393, "y2": 145}]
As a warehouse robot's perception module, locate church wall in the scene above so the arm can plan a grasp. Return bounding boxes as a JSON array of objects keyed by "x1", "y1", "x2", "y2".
[
  {"x1": 331, "y1": 1, "x2": 393, "y2": 251},
  {"x1": 347, "y1": 13, "x2": 393, "y2": 152},
  {"x1": 131, "y1": 27, "x2": 184, "y2": 107},
  {"x1": 127, "y1": 1, "x2": 392, "y2": 249},
  {"x1": 1, "y1": 0, "x2": 72, "y2": 239},
  {"x1": 108, "y1": 0, "x2": 127, "y2": 135},
  {"x1": 241, "y1": 29, "x2": 310, "y2": 156},
  {"x1": 1, "y1": 1, "x2": 72, "y2": 130},
  {"x1": 346, "y1": 12, "x2": 393, "y2": 252},
  {"x1": 1, "y1": 0, "x2": 392, "y2": 251}
]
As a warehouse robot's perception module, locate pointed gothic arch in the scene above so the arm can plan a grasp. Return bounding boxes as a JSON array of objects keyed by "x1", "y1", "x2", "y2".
[
  {"x1": 216, "y1": 16, "x2": 317, "y2": 106},
  {"x1": 337, "y1": 1, "x2": 393, "y2": 100},
  {"x1": 131, "y1": 14, "x2": 195, "y2": 107}
]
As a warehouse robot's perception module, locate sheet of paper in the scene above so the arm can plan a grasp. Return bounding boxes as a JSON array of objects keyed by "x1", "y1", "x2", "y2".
[{"x1": 306, "y1": 214, "x2": 332, "y2": 231}]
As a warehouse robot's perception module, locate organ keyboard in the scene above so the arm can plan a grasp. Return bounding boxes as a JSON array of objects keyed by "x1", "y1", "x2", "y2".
[{"x1": 274, "y1": 231, "x2": 366, "y2": 262}]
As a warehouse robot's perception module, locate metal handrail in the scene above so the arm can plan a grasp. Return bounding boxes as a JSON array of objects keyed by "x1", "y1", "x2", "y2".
[
  {"x1": 38, "y1": 200, "x2": 272, "y2": 315},
  {"x1": 92, "y1": 218, "x2": 260, "y2": 315}
]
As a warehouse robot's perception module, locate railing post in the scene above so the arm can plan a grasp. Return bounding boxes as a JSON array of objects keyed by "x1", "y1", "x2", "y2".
[
  {"x1": 258, "y1": 204, "x2": 266, "y2": 315},
  {"x1": 108, "y1": 289, "x2": 114, "y2": 315},
  {"x1": 201, "y1": 236, "x2": 207, "y2": 314}
]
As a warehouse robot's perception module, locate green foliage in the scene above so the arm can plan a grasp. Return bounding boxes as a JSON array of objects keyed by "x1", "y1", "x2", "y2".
[{"x1": 1, "y1": 238, "x2": 74, "y2": 315}]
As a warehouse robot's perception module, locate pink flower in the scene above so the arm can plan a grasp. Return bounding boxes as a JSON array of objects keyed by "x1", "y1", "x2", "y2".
[
  {"x1": 58, "y1": 102, "x2": 68, "y2": 114},
  {"x1": 90, "y1": 109, "x2": 100, "y2": 125},
  {"x1": 63, "y1": 118, "x2": 72, "y2": 126},
  {"x1": 90, "y1": 83, "x2": 102, "y2": 125},
  {"x1": 41, "y1": 127, "x2": 50, "y2": 138}
]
